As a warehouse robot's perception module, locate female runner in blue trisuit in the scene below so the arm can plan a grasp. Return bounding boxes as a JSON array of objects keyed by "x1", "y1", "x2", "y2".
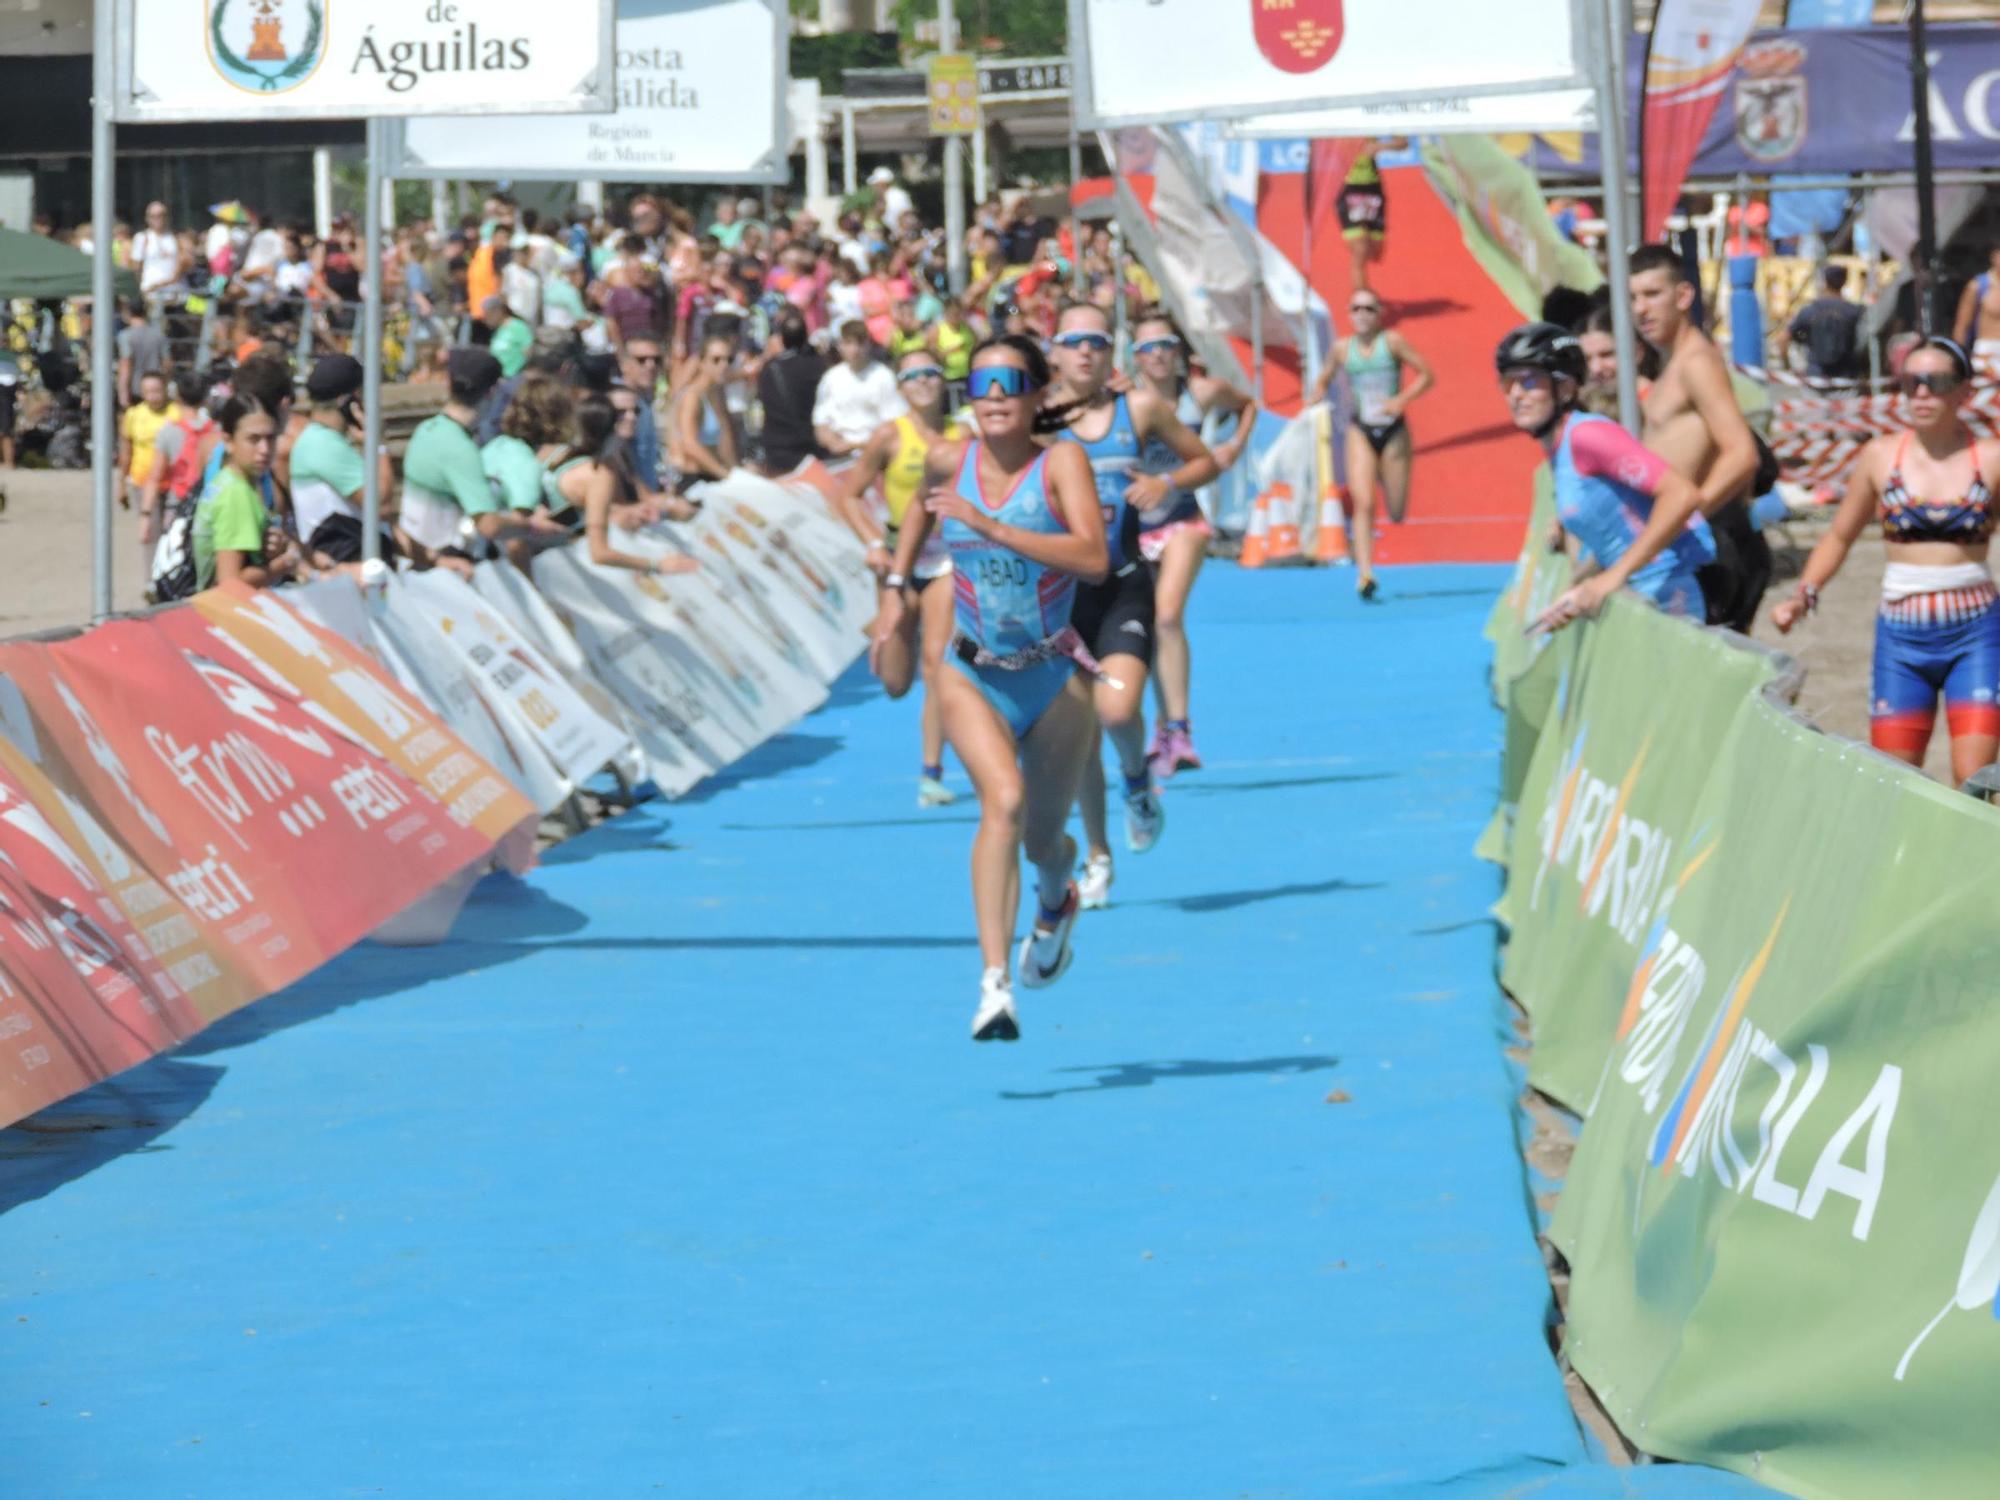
[{"x1": 870, "y1": 336, "x2": 1110, "y2": 1041}]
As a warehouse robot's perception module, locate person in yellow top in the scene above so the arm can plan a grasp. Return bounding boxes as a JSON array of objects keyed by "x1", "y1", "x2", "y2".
[
  {"x1": 117, "y1": 370, "x2": 178, "y2": 512},
  {"x1": 929, "y1": 297, "x2": 976, "y2": 401},
  {"x1": 835, "y1": 348, "x2": 960, "y2": 808}
]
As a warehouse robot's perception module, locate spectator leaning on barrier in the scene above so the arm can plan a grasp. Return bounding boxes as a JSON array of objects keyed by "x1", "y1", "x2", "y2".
[
  {"x1": 1777, "y1": 265, "x2": 1863, "y2": 382},
  {"x1": 618, "y1": 336, "x2": 667, "y2": 492},
  {"x1": 813, "y1": 320, "x2": 906, "y2": 466},
  {"x1": 194, "y1": 394, "x2": 299, "y2": 591},
  {"x1": 290, "y1": 353, "x2": 396, "y2": 566},
  {"x1": 405, "y1": 348, "x2": 567, "y2": 571},
  {"x1": 756, "y1": 313, "x2": 828, "y2": 476}
]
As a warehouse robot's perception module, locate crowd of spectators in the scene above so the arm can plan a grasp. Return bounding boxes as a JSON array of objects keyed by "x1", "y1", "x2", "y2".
[{"x1": 7, "y1": 172, "x2": 1172, "y2": 616}]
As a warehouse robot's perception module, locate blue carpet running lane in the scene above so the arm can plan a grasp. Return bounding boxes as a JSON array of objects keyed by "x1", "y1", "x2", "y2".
[{"x1": 0, "y1": 566, "x2": 1770, "y2": 1497}]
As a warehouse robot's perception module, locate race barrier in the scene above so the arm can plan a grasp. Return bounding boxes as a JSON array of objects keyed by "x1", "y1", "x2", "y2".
[
  {"x1": 1486, "y1": 483, "x2": 2000, "y2": 1497},
  {"x1": 0, "y1": 474, "x2": 868, "y2": 1130}
]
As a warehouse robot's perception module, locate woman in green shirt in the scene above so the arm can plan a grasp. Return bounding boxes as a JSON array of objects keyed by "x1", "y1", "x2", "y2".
[
  {"x1": 195, "y1": 396, "x2": 300, "y2": 590},
  {"x1": 483, "y1": 371, "x2": 575, "y2": 520}
]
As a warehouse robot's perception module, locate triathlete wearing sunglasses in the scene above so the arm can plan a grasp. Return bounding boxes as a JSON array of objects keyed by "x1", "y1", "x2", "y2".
[
  {"x1": 836, "y1": 350, "x2": 960, "y2": 809},
  {"x1": 867, "y1": 336, "x2": 1112, "y2": 1041},
  {"x1": 1049, "y1": 302, "x2": 1220, "y2": 901},
  {"x1": 1775, "y1": 336, "x2": 2000, "y2": 783}
]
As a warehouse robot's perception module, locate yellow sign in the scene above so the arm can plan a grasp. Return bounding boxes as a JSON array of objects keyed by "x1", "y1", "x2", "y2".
[{"x1": 927, "y1": 53, "x2": 981, "y2": 136}]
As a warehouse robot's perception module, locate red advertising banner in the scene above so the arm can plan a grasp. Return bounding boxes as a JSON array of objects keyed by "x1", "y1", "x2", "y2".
[
  {"x1": 1639, "y1": 0, "x2": 1763, "y2": 239},
  {"x1": 0, "y1": 589, "x2": 536, "y2": 1126}
]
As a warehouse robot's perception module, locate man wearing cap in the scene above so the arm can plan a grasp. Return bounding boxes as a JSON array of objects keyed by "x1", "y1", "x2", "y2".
[
  {"x1": 290, "y1": 354, "x2": 395, "y2": 564},
  {"x1": 403, "y1": 348, "x2": 563, "y2": 567}
]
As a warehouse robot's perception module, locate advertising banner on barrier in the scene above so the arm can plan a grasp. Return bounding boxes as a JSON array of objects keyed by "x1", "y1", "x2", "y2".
[
  {"x1": 1070, "y1": 0, "x2": 1588, "y2": 129},
  {"x1": 389, "y1": 0, "x2": 787, "y2": 184},
  {"x1": 117, "y1": 0, "x2": 618, "y2": 124},
  {"x1": 1496, "y1": 597, "x2": 1782, "y2": 1110},
  {"x1": 1488, "y1": 575, "x2": 2000, "y2": 1494},
  {"x1": 395, "y1": 570, "x2": 632, "y2": 794},
  {"x1": 0, "y1": 731, "x2": 214, "y2": 1123},
  {"x1": 530, "y1": 547, "x2": 749, "y2": 795},
  {"x1": 184, "y1": 582, "x2": 535, "y2": 845}
]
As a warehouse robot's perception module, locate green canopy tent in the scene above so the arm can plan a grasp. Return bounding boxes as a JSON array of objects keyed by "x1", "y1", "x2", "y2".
[{"x1": 0, "y1": 227, "x2": 138, "y2": 301}]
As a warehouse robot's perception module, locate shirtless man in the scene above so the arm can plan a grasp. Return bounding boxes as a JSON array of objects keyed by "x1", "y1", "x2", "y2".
[
  {"x1": 1628, "y1": 244, "x2": 1767, "y2": 631},
  {"x1": 1951, "y1": 245, "x2": 2000, "y2": 365}
]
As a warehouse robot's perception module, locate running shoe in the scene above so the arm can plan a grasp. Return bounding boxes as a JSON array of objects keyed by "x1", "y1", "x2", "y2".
[
  {"x1": 1016, "y1": 882, "x2": 1080, "y2": 989},
  {"x1": 1358, "y1": 576, "x2": 1380, "y2": 602},
  {"x1": 1150, "y1": 723, "x2": 1202, "y2": 780},
  {"x1": 972, "y1": 967, "x2": 1020, "y2": 1042},
  {"x1": 917, "y1": 775, "x2": 956, "y2": 808},
  {"x1": 1124, "y1": 785, "x2": 1167, "y2": 853},
  {"x1": 1078, "y1": 851, "x2": 1115, "y2": 910}
]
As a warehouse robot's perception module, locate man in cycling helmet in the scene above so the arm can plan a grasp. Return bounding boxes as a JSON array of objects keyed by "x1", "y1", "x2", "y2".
[{"x1": 1497, "y1": 321, "x2": 1716, "y2": 629}]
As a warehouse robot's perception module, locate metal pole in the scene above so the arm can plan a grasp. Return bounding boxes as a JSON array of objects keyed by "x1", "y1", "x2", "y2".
[
  {"x1": 1067, "y1": 128, "x2": 1085, "y2": 295},
  {"x1": 361, "y1": 119, "x2": 385, "y2": 566},
  {"x1": 90, "y1": 0, "x2": 116, "y2": 622},
  {"x1": 1111, "y1": 218, "x2": 1128, "y2": 358},
  {"x1": 430, "y1": 177, "x2": 449, "y2": 237},
  {"x1": 842, "y1": 102, "x2": 858, "y2": 196},
  {"x1": 1591, "y1": 0, "x2": 1642, "y2": 433},
  {"x1": 972, "y1": 124, "x2": 989, "y2": 204},
  {"x1": 1907, "y1": 0, "x2": 1940, "y2": 336},
  {"x1": 1606, "y1": 0, "x2": 1636, "y2": 231},
  {"x1": 313, "y1": 148, "x2": 335, "y2": 239},
  {"x1": 940, "y1": 0, "x2": 967, "y2": 294}
]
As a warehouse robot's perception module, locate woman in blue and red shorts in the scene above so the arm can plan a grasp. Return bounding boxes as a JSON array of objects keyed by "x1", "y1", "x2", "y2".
[{"x1": 1775, "y1": 336, "x2": 2000, "y2": 784}]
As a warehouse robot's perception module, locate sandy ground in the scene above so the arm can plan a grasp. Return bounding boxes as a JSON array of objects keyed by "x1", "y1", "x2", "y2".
[{"x1": 0, "y1": 468, "x2": 1955, "y2": 779}]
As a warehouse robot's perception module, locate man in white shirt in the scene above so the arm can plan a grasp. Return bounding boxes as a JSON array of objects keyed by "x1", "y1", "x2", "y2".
[
  {"x1": 236, "y1": 207, "x2": 287, "y2": 299},
  {"x1": 869, "y1": 167, "x2": 915, "y2": 231},
  {"x1": 812, "y1": 320, "x2": 907, "y2": 465},
  {"x1": 128, "y1": 202, "x2": 187, "y2": 300}
]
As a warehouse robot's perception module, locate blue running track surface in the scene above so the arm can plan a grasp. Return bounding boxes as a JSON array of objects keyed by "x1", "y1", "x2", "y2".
[{"x1": 0, "y1": 566, "x2": 1771, "y2": 1498}]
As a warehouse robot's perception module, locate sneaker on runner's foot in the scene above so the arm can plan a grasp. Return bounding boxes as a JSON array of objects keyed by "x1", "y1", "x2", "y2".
[
  {"x1": 1124, "y1": 785, "x2": 1166, "y2": 853},
  {"x1": 918, "y1": 775, "x2": 956, "y2": 808},
  {"x1": 972, "y1": 967, "x2": 1019, "y2": 1042},
  {"x1": 1150, "y1": 723, "x2": 1202, "y2": 780},
  {"x1": 1016, "y1": 882, "x2": 1080, "y2": 989},
  {"x1": 1078, "y1": 850, "x2": 1114, "y2": 910}
]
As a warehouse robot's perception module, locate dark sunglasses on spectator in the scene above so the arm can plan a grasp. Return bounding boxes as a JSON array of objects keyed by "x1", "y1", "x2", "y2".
[
  {"x1": 967, "y1": 366, "x2": 1038, "y2": 399},
  {"x1": 1053, "y1": 331, "x2": 1113, "y2": 352},
  {"x1": 628, "y1": 352, "x2": 662, "y2": 365},
  {"x1": 1899, "y1": 372, "x2": 1961, "y2": 397},
  {"x1": 1351, "y1": 301, "x2": 1381, "y2": 313},
  {"x1": 612, "y1": 403, "x2": 640, "y2": 416},
  {"x1": 897, "y1": 365, "x2": 945, "y2": 384},
  {"x1": 1134, "y1": 337, "x2": 1180, "y2": 355}
]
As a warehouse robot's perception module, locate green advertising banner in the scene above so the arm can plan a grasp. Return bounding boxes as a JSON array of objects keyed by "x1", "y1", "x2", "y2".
[
  {"x1": 1421, "y1": 135, "x2": 1605, "y2": 320},
  {"x1": 1487, "y1": 567, "x2": 2000, "y2": 1498}
]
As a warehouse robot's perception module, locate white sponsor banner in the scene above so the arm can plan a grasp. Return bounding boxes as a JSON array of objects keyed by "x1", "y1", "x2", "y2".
[
  {"x1": 1227, "y1": 88, "x2": 1597, "y2": 139},
  {"x1": 389, "y1": 0, "x2": 786, "y2": 184},
  {"x1": 119, "y1": 0, "x2": 617, "y2": 124},
  {"x1": 397, "y1": 570, "x2": 633, "y2": 792},
  {"x1": 470, "y1": 559, "x2": 650, "y2": 789},
  {"x1": 369, "y1": 575, "x2": 571, "y2": 813},
  {"x1": 530, "y1": 547, "x2": 762, "y2": 795},
  {"x1": 1070, "y1": 0, "x2": 1589, "y2": 129}
]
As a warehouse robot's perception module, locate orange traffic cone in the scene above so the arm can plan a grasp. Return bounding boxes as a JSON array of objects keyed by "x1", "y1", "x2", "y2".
[
  {"x1": 1314, "y1": 483, "x2": 1351, "y2": 564},
  {"x1": 1238, "y1": 489, "x2": 1272, "y2": 568},
  {"x1": 1265, "y1": 482, "x2": 1302, "y2": 563}
]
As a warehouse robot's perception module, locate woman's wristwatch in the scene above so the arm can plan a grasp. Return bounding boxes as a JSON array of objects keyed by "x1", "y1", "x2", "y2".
[
  {"x1": 883, "y1": 572, "x2": 908, "y2": 591},
  {"x1": 1799, "y1": 582, "x2": 1820, "y2": 614}
]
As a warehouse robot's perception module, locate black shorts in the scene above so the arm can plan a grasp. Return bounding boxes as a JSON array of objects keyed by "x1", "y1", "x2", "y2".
[
  {"x1": 1338, "y1": 183, "x2": 1387, "y2": 237},
  {"x1": 1071, "y1": 563, "x2": 1155, "y2": 669},
  {"x1": 1352, "y1": 416, "x2": 1406, "y2": 456},
  {"x1": 1695, "y1": 497, "x2": 1773, "y2": 634},
  {"x1": 0, "y1": 382, "x2": 15, "y2": 438}
]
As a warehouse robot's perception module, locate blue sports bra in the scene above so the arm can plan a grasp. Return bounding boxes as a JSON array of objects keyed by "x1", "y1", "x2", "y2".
[{"x1": 1879, "y1": 433, "x2": 1995, "y2": 545}]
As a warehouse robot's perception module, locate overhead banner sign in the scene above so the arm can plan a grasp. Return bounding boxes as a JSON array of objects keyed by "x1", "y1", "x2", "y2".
[
  {"x1": 1534, "y1": 24, "x2": 2000, "y2": 182},
  {"x1": 1227, "y1": 86, "x2": 1596, "y2": 140},
  {"x1": 1069, "y1": 0, "x2": 1589, "y2": 129},
  {"x1": 117, "y1": 0, "x2": 617, "y2": 124},
  {"x1": 389, "y1": 0, "x2": 787, "y2": 185}
]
